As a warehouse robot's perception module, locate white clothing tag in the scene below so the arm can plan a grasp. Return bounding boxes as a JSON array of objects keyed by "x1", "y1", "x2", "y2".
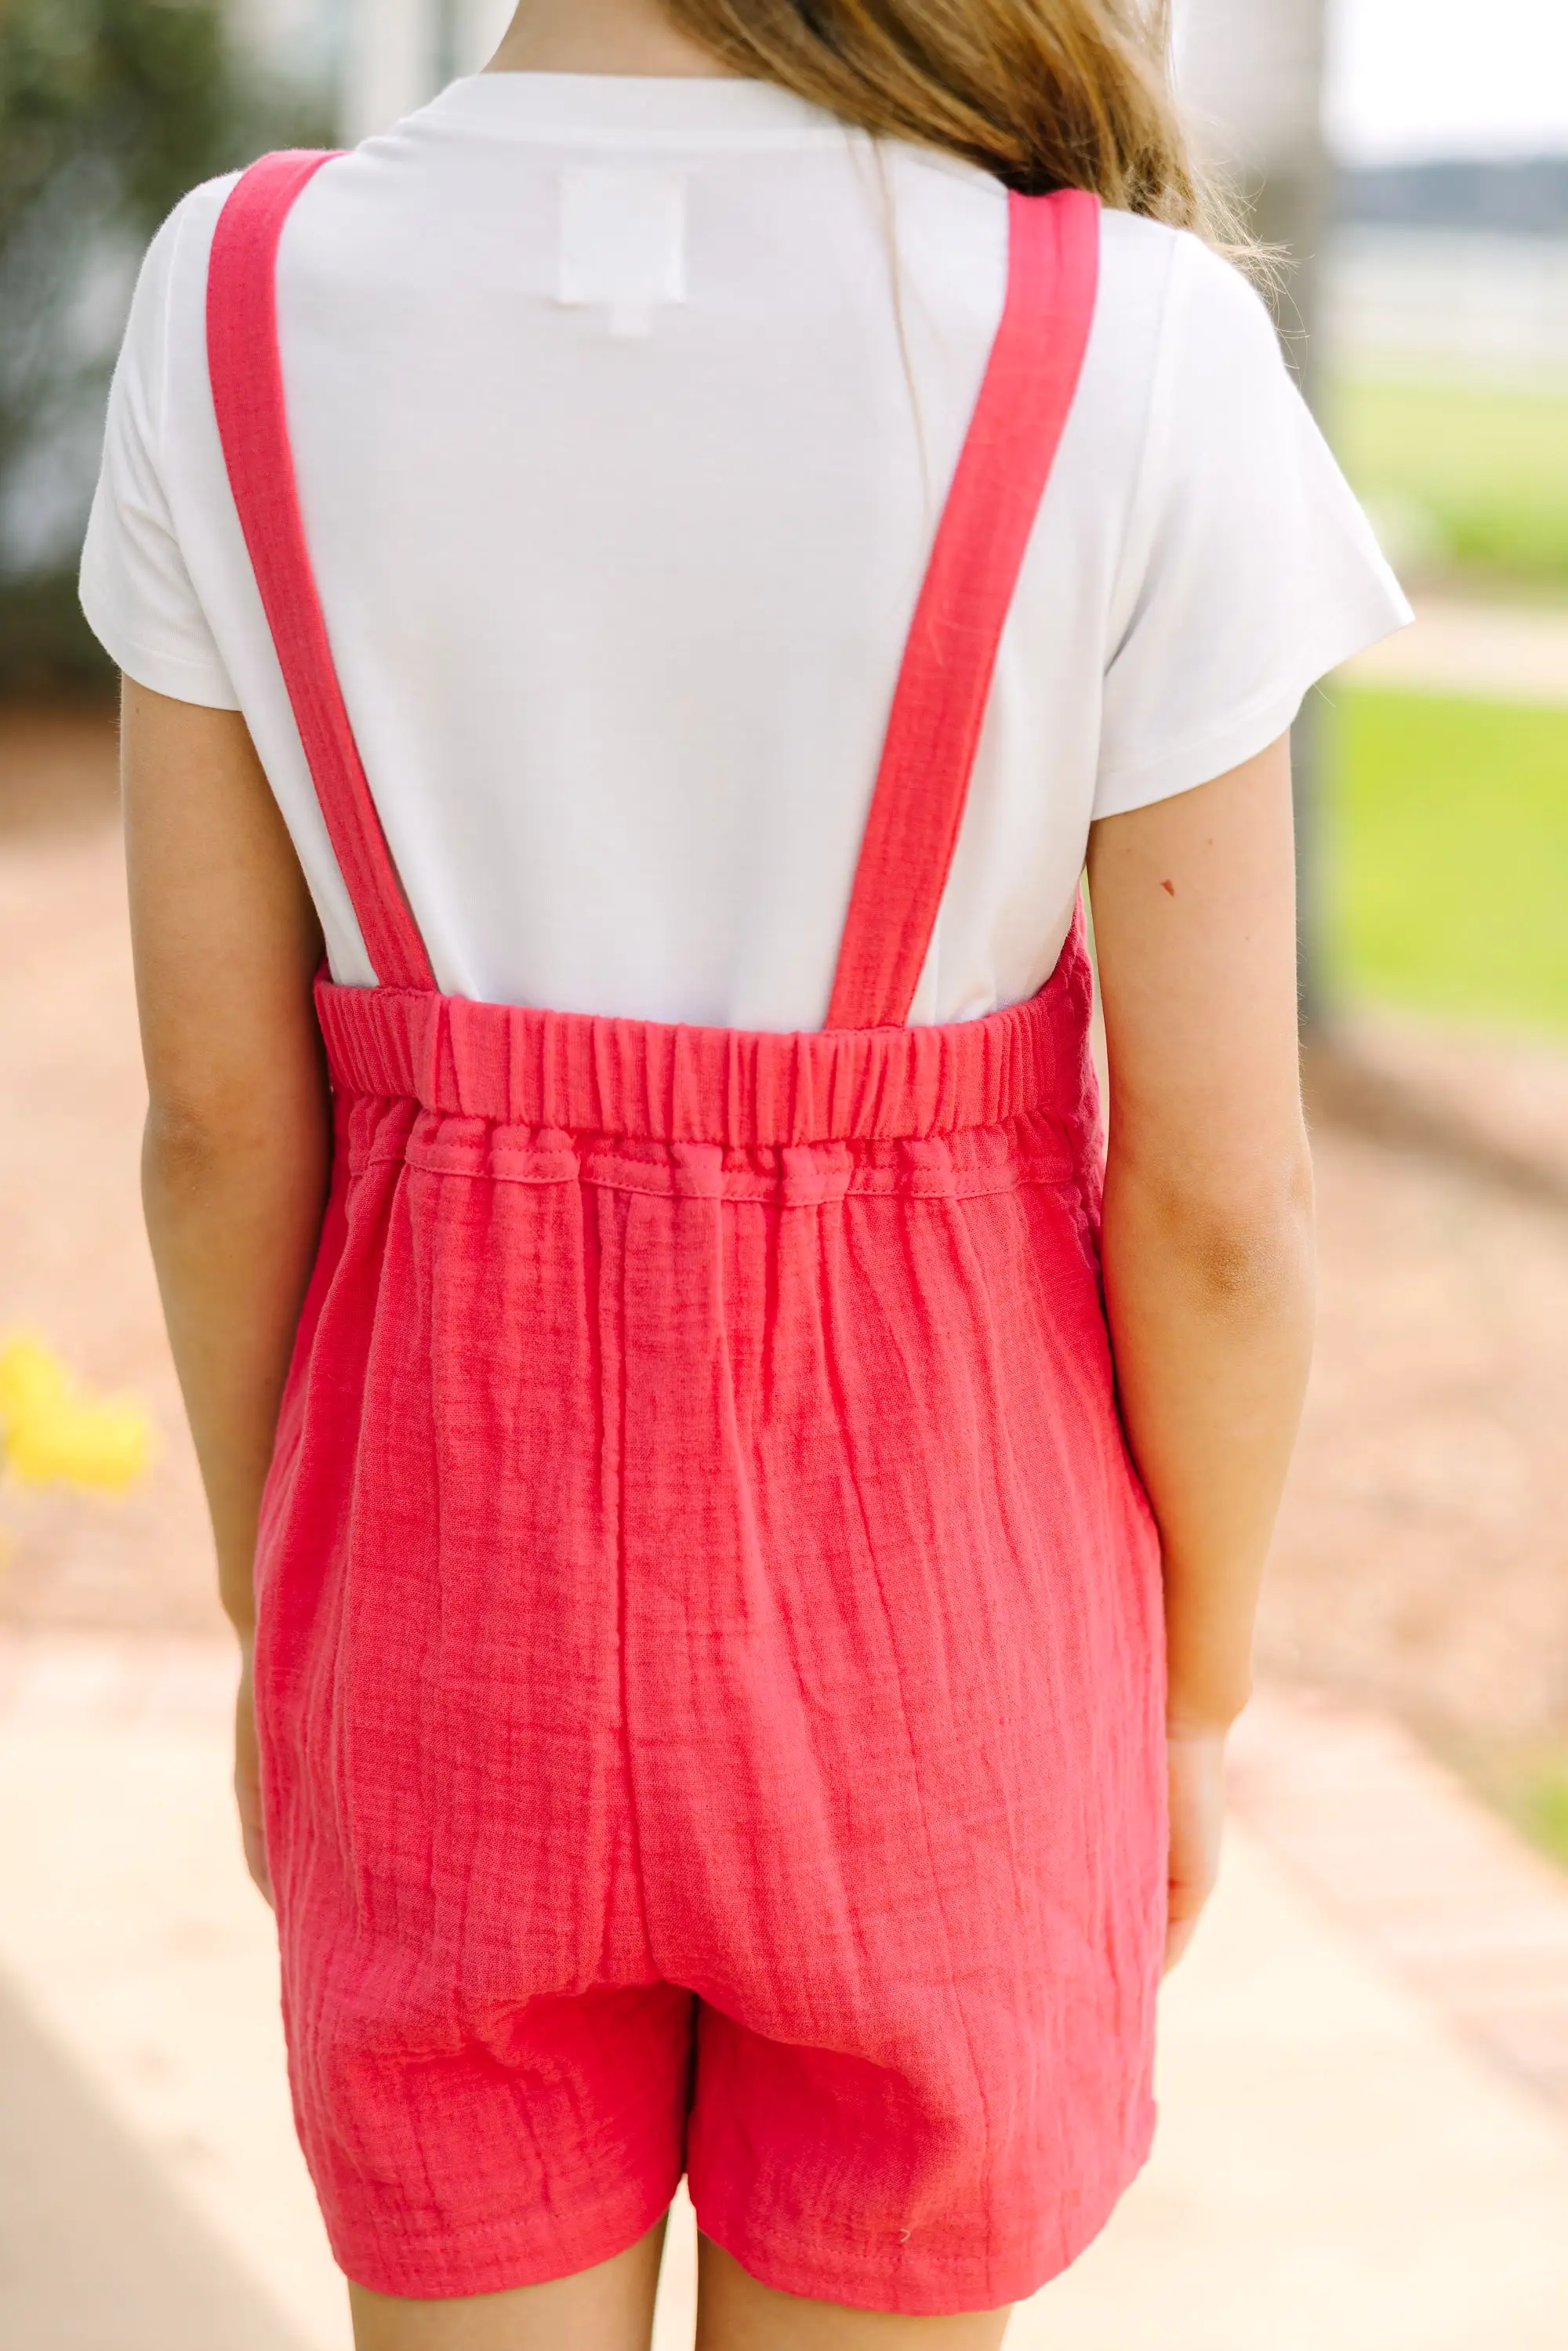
[{"x1": 557, "y1": 169, "x2": 688, "y2": 339}]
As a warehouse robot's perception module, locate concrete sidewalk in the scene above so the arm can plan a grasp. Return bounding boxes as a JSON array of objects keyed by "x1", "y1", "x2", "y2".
[
  {"x1": 2, "y1": 1638, "x2": 1566, "y2": 2350},
  {"x1": 1345, "y1": 593, "x2": 1568, "y2": 706}
]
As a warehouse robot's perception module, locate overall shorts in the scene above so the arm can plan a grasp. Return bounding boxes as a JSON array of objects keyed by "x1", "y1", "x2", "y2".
[{"x1": 209, "y1": 154, "x2": 1167, "y2": 2317}]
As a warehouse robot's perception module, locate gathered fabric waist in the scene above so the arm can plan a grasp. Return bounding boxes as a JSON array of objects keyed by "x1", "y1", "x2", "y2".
[{"x1": 314, "y1": 941, "x2": 1098, "y2": 1153}]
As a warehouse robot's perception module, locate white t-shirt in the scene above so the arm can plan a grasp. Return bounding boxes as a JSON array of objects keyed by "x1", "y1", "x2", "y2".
[{"x1": 81, "y1": 72, "x2": 1410, "y2": 1029}]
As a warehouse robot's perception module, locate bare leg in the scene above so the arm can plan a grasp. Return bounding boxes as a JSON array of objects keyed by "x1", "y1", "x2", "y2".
[
  {"x1": 349, "y1": 2217, "x2": 667, "y2": 2351},
  {"x1": 695, "y1": 2236, "x2": 1012, "y2": 2351}
]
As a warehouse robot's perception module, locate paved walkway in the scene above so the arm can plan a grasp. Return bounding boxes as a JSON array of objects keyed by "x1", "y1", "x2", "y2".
[
  {"x1": 1229, "y1": 1682, "x2": 1568, "y2": 2118},
  {"x1": 2, "y1": 1635, "x2": 1566, "y2": 2350},
  {"x1": 1345, "y1": 593, "x2": 1568, "y2": 705}
]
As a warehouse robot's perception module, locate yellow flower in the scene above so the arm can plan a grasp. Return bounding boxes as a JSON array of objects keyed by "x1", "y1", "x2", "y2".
[{"x1": 0, "y1": 1336, "x2": 154, "y2": 1494}]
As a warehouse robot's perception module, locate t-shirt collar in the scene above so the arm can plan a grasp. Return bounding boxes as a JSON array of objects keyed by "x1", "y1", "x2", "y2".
[{"x1": 415, "y1": 70, "x2": 845, "y2": 146}]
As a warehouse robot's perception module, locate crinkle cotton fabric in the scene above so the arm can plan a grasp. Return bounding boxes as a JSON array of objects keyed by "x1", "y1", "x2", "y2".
[{"x1": 213, "y1": 155, "x2": 1167, "y2": 2315}]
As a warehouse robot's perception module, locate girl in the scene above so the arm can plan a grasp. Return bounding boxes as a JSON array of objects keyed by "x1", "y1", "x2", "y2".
[{"x1": 83, "y1": 0, "x2": 1408, "y2": 2344}]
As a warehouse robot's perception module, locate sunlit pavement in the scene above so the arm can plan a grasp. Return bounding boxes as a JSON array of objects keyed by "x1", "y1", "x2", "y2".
[
  {"x1": 1346, "y1": 594, "x2": 1568, "y2": 705},
  {"x1": 2, "y1": 1638, "x2": 1566, "y2": 2351}
]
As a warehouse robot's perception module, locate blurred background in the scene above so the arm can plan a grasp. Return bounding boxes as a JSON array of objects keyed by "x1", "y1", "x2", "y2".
[{"x1": 3, "y1": 2, "x2": 1568, "y2": 2346}]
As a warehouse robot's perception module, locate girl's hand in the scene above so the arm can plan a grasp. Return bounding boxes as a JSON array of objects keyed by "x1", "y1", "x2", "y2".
[
  {"x1": 235, "y1": 1642, "x2": 274, "y2": 1908},
  {"x1": 1163, "y1": 1725, "x2": 1228, "y2": 1973}
]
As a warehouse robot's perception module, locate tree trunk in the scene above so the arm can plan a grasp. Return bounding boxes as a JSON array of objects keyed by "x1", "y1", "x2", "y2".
[{"x1": 1175, "y1": 0, "x2": 1333, "y2": 1027}]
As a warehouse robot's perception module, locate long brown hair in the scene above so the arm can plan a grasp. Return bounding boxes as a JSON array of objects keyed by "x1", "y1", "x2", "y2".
[{"x1": 663, "y1": 0, "x2": 1248, "y2": 256}]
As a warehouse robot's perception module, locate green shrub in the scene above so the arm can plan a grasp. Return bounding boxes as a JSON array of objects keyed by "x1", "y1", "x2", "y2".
[{"x1": 0, "y1": 0, "x2": 328, "y2": 695}]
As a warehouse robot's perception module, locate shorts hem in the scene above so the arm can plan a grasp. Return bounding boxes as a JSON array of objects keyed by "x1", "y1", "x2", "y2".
[
  {"x1": 325, "y1": 2174, "x2": 679, "y2": 2303},
  {"x1": 690, "y1": 2117, "x2": 1156, "y2": 2318}
]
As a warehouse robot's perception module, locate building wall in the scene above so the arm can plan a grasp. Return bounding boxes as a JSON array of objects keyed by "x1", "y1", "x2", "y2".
[
  {"x1": 226, "y1": 0, "x2": 514, "y2": 136},
  {"x1": 339, "y1": 0, "x2": 515, "y2": 141}
]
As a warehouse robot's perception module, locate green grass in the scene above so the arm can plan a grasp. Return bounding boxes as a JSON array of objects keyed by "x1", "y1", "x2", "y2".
[
  {"x1": 1328, "y1": 688, "x2": 1568, "y2": 1029},
  {"x1": 1457, "y1": 1743, "x2": 1568, "y2": 1877},
  {"x1": 1330, "y1": 376, "x2": 1568, "y2": 591},
  {"x1": 1517, "y1": 1765, "x2": 1568, "y2": 1870}
]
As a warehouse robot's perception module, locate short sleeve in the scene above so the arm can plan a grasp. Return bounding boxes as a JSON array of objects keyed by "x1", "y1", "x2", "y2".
[
  {"x1": 78, "y1": 194, "x2": 241, "y2": 709},
  {"x1": 1093, "y1": 233, "x2": 1411, "y2": 819}
]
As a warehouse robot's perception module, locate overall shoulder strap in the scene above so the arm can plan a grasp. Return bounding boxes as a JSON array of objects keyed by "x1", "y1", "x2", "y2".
[
  {"x1": 825, "y1": 187, "x2": 1100, "y2": 1032},
  {"x1": 206, "y1": 151, "x2": 437, "y2": 993}
]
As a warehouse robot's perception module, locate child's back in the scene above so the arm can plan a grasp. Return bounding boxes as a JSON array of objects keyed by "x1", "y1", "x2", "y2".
[
  {"x1": 85, "y1": 74, "x2": 1392, "y2": 1029},
  {"x1": 92, "y1": 24, "x2": 1406, "y2": 2347}
]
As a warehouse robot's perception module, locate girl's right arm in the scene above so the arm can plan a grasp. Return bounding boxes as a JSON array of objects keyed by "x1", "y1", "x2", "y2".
[
  {"x1": 1086, "y1": 731, "x2": 1316, "y2": 1972},
  {"x1": 125, "y1": 678, "x2": 332, "y2": 1901}
]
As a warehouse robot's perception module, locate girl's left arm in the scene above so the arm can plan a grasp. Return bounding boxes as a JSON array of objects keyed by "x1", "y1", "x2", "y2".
[{"x1": 124, "y1": 679, "x2": 332, "y2": 1894}]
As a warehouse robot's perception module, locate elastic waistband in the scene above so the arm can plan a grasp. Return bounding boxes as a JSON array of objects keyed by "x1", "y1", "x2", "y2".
[{"x1": 315, "y1": 929, "x2": 1095, "y2": 1148}]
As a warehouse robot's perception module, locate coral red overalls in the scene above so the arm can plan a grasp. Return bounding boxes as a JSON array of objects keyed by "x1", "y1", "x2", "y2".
[{"x1": 209, "y1": 152, "x2": 1166, "y2": 2317}]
